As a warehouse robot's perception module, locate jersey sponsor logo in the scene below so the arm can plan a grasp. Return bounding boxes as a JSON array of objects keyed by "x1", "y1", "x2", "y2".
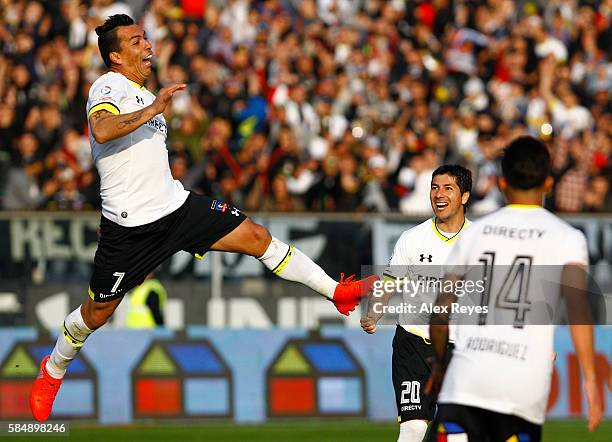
[
  {"x1": 231, "y1": 207, "x2": 241, "y2": 217},
  {"x1": 211, "y1": 200, "x2": 228, "y2": 212},
  {"x1": 98, "y1": 292, "x2": 114, "y2": 299},
  {"x1": 136, "y1": 95, "x2": 144, "y2": 105},
  {"x1": 400, "y1": 405, "x2": 422, "y2": 411},
  {"x1": 145, "y1": 118, "x2": 167, "y2": 135},
  {"x1": 419, "y1": 254, "x2": 433, "y2": 262},
  {"x1": 101, "y1": 85, "x2": 112, "y2": 95},
  {"x1": 482, "y1": 225, "x2": 545, "y2": 240},
  {"x1": 416, "y1": 274, "x2": 440, "y2": 284}
]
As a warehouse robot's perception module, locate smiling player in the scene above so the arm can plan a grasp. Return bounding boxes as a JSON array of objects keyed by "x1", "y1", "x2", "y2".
[
  {"x1": 361, "y1": 164, "x2": 471, "y2": 442},
  {"x1": 29, "y1": 14, "x2": 378, "y2": 422}
]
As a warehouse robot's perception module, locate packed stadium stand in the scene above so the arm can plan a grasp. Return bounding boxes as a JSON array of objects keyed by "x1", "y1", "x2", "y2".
[{"x1": 0, "y1": 0, "x2": 610, "y2": 214}]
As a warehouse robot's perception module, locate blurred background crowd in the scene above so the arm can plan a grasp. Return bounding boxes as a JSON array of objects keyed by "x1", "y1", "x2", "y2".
[{"x1": 0, "y1": 0, "x2": 610, "y2": 214}]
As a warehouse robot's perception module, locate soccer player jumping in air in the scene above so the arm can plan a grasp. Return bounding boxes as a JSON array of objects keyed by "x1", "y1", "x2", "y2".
[{"x1": 30, "y1": 14, "x2": 378, "y2": 422}]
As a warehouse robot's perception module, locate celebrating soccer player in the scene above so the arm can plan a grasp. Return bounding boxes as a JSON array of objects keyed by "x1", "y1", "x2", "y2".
[
  {"x1": 29, "y1": 14, "x2": 378, "y2": 422},
  {"x1": 361, "y1": 165, "x2": 472, "y2": 442},
  {"x1": 427, "y1": 136, "x2": 602, "y2": 441}
]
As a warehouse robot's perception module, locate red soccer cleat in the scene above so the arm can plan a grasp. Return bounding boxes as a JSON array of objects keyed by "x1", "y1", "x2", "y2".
[
  {"x1": 332, "y1": 273, "x2": 380, "y2": 316},
  {"x1": 30, "y1": 356, "x2": 63, "y2": 422}
]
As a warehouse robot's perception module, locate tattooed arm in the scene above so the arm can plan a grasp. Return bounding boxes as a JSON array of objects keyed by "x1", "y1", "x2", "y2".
[
  {"x1": 89, "y1": 83, "x2": 186, "y2": 144},
  {"x1": 89, "y1": 107, "x2": 157, "y2": 144}
]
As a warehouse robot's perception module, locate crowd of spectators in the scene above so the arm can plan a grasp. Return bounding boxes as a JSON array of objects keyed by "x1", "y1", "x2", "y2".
[{"x1": 0, "y1": 0, "x2": 610, "y2": 214}]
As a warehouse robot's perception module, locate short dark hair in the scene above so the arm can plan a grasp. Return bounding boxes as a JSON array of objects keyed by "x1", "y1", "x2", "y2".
[
  {"x1": 95, "y1": 14, "x2": 134, "y2": 68},
  {"x1": 432, "y1": 164, "x2": 472, "y2": 195},
  {"x1": 501, "y1": 136, "x2": 551, "y2": 190}
]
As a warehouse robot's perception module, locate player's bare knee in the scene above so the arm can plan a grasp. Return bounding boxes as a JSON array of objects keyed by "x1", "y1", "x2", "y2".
[{"x1": 249, "y1": 221, "x2": 272, "y2": 257}]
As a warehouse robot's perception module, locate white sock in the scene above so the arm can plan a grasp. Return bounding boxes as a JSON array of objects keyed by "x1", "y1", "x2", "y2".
[
  {"x1": 397, "y1": 420, "x2": 428, "y2": 442},
  {"x1": 45, "y1": 306, "x2": 93, "y2": 379},
  {"x1": 258, "y1": 237, "x2": 337, "y2": 299}
]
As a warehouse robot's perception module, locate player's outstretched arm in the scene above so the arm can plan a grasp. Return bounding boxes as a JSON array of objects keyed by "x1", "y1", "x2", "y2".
[
  {"x1": 563, "y1": 263, "x2": 602, "y2": 432},
  {"x1": 89, "y1": 83, "x2": 186, "y2": 144}
]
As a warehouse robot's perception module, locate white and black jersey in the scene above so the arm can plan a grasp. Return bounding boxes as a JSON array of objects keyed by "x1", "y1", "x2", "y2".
[
  {"x1": 438, "y1": 205, "x2": 589, "y2": 425},
  {"x1": 384, "y1": 217, "x2": 470, "y2": 341},
  {"x1": 86, "y1": 71, "x2": 189, "y2": 227}
]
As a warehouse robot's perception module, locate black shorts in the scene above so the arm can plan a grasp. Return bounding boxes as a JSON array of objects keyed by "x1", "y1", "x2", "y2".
[
  {"x1": 392, "y1": 326, "x2": 453, "y2": 423},
  {"x1": 88, "y1": 192, "x2": 246, "y2": 302},
  {"x1": 433, "y1": 403, "x2": 542, "y2": 442}
]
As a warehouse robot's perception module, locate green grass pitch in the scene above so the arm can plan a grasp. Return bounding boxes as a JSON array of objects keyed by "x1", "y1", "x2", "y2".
[{"x1": 5, "y1": 420, "x2": 611, "y2": 441}]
